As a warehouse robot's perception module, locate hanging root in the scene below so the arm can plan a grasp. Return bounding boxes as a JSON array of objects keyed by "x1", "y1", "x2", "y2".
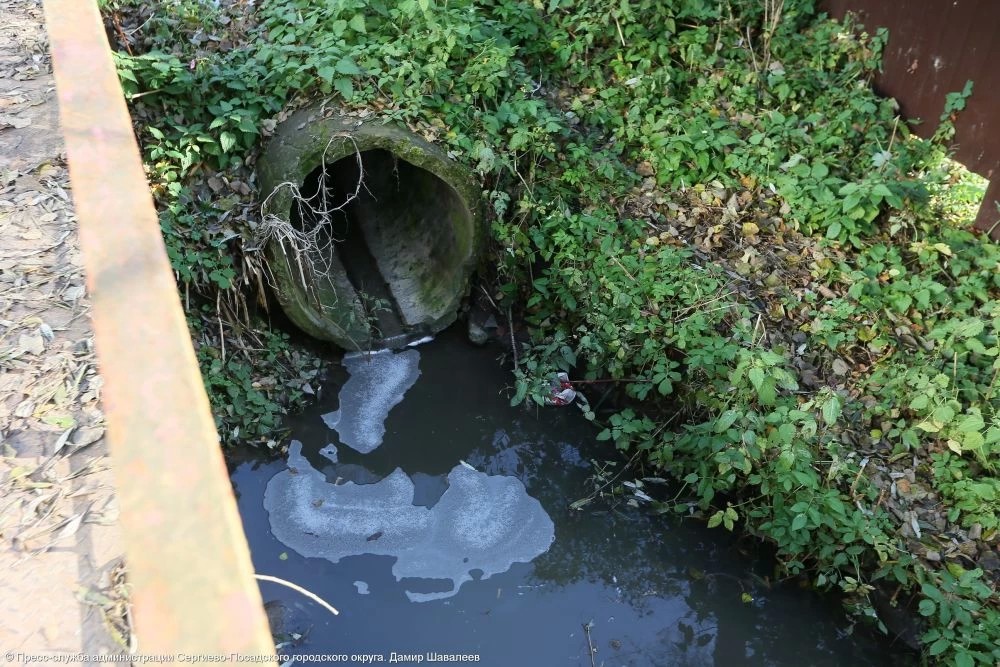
[
  {"x1": 250, "y1": 135, "x2": 378, "y2": 348},
  {"x1": 254, "y1": 135, "x2": 370, "y2": 299}
]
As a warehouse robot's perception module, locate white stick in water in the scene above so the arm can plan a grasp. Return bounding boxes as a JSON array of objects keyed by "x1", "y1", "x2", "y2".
[{"x1": 254, "y1": 574, "x2": 340, "y2": 616}]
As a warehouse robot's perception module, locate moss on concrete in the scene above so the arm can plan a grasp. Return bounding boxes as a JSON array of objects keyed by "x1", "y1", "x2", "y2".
[{"x1": 258, "y1": 105, "x2": 484, "y2": 350}]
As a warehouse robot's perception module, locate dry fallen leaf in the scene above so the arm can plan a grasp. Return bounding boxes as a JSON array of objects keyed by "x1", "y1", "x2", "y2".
[
  {"x1": 0, "y1": 114, "x2": 32, "y2": 129},
  {"x1": 18, "y1": 331, "x2": 44, "y2": 355}
]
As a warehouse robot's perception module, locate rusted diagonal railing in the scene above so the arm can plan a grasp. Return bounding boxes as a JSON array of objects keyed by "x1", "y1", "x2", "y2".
[{"x1": 42, "y1": 0, "x2": 274, "y2": 658}]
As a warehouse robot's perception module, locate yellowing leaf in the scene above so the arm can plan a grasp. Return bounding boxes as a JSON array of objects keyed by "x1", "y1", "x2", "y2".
[{"x1": 932, "y1": 243, "x2": 953, "y2": 256}]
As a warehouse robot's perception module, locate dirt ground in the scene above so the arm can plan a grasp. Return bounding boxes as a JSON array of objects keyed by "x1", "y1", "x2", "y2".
[{"x1": 0, "y1": 0, "x2": 127, "y2": 658}]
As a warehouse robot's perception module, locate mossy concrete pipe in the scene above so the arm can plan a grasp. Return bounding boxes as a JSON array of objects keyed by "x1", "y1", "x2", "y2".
[{"x1": 258, "y1": 105, "x2": 484, "y2": 350}]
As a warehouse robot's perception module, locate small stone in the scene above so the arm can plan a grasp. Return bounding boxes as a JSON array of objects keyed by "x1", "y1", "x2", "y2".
[
  {"x1": 978, "y1": 550, "x2": 1000, "y2": 574},
  {"x1": 925, "y1": 550, "x2": 941, "y2": 562},
  {"x1": 467, "y1": 320, "x2": 488, "y2": 346},
  {"x1": 72, "y1": 426, "x2": 104, "y2": 447},
  {"x1": 968, "y1": 523, "x2": 983, "y2": 541}
]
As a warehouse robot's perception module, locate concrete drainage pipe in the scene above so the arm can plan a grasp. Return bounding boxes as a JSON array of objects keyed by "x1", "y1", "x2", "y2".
[{"x1": 257, "y1": 105, "x2": 484, "y2": 351}]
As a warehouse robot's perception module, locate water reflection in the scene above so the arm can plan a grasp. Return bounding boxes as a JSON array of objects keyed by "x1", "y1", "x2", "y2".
[{"x1": 230, "y1": 328, "x2": 903, "y2": 666}]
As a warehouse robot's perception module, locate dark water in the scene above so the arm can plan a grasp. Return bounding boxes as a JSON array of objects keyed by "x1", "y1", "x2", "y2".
[{"x1": 230, "y1": 328, "x2": 901, "y2": 666}]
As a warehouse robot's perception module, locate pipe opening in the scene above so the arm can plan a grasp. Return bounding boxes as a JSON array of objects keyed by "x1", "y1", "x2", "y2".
[
  {"x1": 259, "y1": 111, "x2": 482, "y2": 350},
  {"x1": 290, "y1": 149, "x2": 473, "y2": 348}
]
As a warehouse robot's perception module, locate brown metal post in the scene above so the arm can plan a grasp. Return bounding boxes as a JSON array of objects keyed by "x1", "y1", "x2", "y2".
[
  {"x1": 976, "y1": 178, "x2": 999, "y2": 237},
  {"x1": 42, "y1": 0, "x2": 275, "y2": 659},
  {"x1": 822, "y1": 0, "x2": 1000, "y2": 239}
]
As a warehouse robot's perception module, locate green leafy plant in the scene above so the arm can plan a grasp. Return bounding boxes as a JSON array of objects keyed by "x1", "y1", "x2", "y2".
[{"x1": 103, "y1": 0, "x2": 999, "y2": 661}]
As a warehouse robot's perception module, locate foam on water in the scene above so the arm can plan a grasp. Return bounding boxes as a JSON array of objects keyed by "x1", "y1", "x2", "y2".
[
  {"x1": 405, "y1": 335, "x2": 435, "y2": 348},
  {"x1": 264, "y1": 441, "x2": 555, "y2": 602},
  {"x1": 321, "y1": 349, "x2": 421, "y2": 454}
]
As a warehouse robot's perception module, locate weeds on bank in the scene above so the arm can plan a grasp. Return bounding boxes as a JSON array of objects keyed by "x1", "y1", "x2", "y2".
[{"x1": 101, "y1": 0, "x2": 998, "y2": 662}]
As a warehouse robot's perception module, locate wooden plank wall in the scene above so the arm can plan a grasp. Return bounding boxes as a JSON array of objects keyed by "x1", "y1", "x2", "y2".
[{"x1": 822, "y1": 0, "x2": 1000, "y2": 238}]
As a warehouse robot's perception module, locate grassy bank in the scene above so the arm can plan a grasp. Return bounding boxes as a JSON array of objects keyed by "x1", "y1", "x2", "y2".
[{"x1": 102, "y1": 0, "x2": 998, "y2": 662}]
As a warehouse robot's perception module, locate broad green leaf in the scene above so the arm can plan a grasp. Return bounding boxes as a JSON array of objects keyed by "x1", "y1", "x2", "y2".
[
  {"x1": 920, "y1": 584, "x2": 942, "y2": 602},
  {"x1": 334, "y1": 77, "x2": 354, "y2": 100},
  {"x1": 219, "y1": 131, "x2": 236, "y2": 153},
  {"x1": 971, "y1": 482, "x2": 996, "y2": 501},
  {"x1": 962, "y1": 431, "x2": 984, "y2": 450},
  {"x1": 872, "y1": 183, "x2": 893, "y2": 200},
  {"x1": 778, "y1": 449, "x2": 796, "y2": 470},
  {"x1": 822, "y1": 396, "x2": 841, "y2": 426},
  {"x1": 715, "y1": 409, "x2": 740, "y2": 433},
  {"x1": 510, "y1": 381, "x2": 527, "y2": 406},
  {"x1": 335, "y1": 56, "x2": 361, "y2": 75},
  {"x1": 954, "y1": 652, "x2": 974, "y2": 667},
  {"x1": 956, "y1": 318, "x2": 984, "y2": 338},
  {"x1": 956, "y1": 412, "x2": 984, "y2": 433},
  {"x1": 317, "y1": 66, "x2": 336, "y2": 83},
  {"x1": 758, "y1": 382, "x2": 776, "y2": 406},
  {"x1": 928, "y1": 638, "x2": 950, "y2": 656},
  {"x1": 932, "y1": 404, "x2": 955, "y2": 425},
  {"x1": 348, "y1": 13, "x2": 367, "y2": 33}
]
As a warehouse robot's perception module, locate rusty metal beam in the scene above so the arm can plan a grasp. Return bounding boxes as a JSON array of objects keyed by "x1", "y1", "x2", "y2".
[{"x1": 42, "y1": 0, "x2": 275, "y2": 658}]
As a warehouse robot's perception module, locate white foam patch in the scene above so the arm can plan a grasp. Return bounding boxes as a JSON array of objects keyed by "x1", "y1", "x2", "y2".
[
  {"x1": 321, "y1": 349, "x2": 421, "y2": 453},
  {"x1": 353, "y1": 581, "x2": 370, "y2": 595},
  {"x1": 406, "y1": 335, "x2": 435, "y2": 348},
  {"x1": 264, "y1": 441, "x2": 555, "y2": 603}
]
